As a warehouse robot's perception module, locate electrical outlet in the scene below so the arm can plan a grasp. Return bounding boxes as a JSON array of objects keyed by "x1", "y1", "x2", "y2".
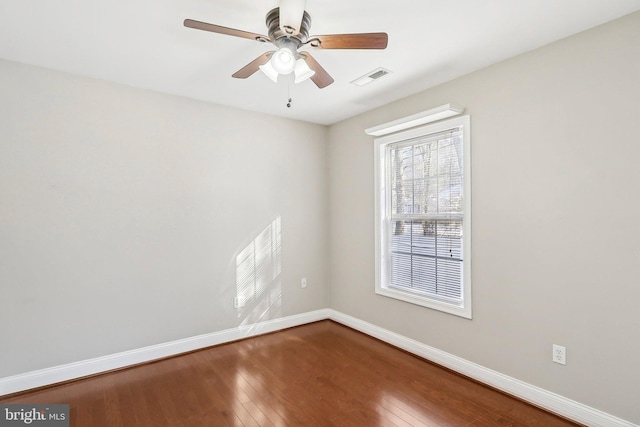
[
  {"x1": 301, "y1": 277, "x2": 307, "y2": 288},
  {"x1": 553, "y1": 344, "x2": 566, "y2": 365}
]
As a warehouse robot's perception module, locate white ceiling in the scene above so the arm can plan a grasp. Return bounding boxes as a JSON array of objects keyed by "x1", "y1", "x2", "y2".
[{"x1": 1, "y1": 0, "x2": 639, "y2": 125}]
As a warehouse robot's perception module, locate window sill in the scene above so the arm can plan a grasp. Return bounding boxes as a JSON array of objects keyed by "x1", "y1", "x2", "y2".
[{"x1": 375, "y1": 286, "x2": 472, "y2": 319}]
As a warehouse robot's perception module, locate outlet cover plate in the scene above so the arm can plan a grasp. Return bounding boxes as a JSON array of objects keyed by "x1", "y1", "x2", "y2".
[{"x1": 553, "y1": 344, "x2": 566, "y2": 365}]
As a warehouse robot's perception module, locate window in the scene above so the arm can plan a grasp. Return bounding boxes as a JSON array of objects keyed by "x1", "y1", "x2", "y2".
[{"x1": 374, "y1": 115, "x2": 471, "y2": 318}]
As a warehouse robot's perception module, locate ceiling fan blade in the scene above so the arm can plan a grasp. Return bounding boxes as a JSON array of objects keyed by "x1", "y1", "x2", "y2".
[
  {"x1": 307, "y1": 33, "x2": 388, "y2": 49},
  {"x1": 232, "y1": 52, "x2": 275, "y2": 79},
  {"x1": 300, "y1": 52, "x2": 334, "y2": 88},
  {"x1": 184, "y1": 19, "x2": 270, "y2": 43}
]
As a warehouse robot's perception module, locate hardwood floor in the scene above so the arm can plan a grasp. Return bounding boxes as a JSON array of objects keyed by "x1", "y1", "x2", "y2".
[{"x1": 1, "y1": 320, "x2": 581, "y2": 426}]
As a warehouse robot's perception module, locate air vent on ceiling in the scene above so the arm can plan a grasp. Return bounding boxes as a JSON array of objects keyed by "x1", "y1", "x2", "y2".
[{"x1": 350, "y1": 67, "x2": 392, "y2": 86}]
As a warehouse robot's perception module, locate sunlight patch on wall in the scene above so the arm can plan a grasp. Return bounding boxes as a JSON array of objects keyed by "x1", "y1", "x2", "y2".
[{"x1": 235, "y1": 217, "x2": 282, "y2": 324}]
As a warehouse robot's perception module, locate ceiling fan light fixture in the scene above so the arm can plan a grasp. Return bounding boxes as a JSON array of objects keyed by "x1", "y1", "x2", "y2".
[
  {"x1": 271, "y1": 47, "x2": 296, "y2": 74},
  {"x1": 259, "y1": 61, "x2": 279, "y2": 82},
  {"x1": 294, "y1": 58, "x2": 315, "y2": 83}
]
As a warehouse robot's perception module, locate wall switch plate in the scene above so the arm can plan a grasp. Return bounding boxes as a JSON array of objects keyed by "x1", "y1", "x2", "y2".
[
  {"x1": 301, "y1": 277, "x2": 307, "y2": 288},
  {"x1": 553, "y1": 344, "x2": 566, "y2": 365}
]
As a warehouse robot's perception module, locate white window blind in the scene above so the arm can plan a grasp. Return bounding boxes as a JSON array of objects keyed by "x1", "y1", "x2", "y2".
[
  {"x1": 375, "y1": 115, "x2": 471, "y2": 318},
  {"x1": 388, "y1": 127, "x2": 463, "y2": 301}
]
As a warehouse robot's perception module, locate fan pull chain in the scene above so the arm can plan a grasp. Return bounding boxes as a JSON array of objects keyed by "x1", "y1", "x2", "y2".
[{"x1": 286, "y1": 80, "x2": 293, "y2": 108}]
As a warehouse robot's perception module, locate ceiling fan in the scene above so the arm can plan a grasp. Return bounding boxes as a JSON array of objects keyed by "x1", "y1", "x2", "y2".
[{"x1": 184, "y1": 0, "x2": 388, "y2": 88}]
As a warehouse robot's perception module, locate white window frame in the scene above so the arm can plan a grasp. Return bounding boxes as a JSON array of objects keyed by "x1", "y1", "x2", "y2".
[{"x1": 374, "y1": 115, "x2": 472, "y2": 319}]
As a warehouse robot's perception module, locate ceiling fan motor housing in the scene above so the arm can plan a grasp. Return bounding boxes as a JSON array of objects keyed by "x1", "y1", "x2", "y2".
[{"x1": 265, "y1": 7, "x2": 311, "y2": 49}]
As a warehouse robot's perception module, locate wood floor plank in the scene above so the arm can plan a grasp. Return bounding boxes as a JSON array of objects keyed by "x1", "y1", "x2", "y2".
[{"x1": 0, "y1": 320, "x2": 582, "y2": 427}]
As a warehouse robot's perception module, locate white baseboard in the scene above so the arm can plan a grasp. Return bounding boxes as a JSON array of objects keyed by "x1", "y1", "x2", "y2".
[
  {"x1": 0, "y1": 308, "x2": 635, "y2": 427},
  {"x1": 0, "y1": 309, "x2": 330, "y2": 397},
  {"x1": 326, "y1": 309, "x2": 636, "y2": 427}
]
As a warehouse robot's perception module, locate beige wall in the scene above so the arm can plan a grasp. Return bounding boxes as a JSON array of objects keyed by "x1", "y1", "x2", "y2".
[
  {"x1": 0, "y1": 59, "x2": 329, "y2": 377},
  {"x1": 328, "y1": 11, "x2": 640, "y2": 423}
]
